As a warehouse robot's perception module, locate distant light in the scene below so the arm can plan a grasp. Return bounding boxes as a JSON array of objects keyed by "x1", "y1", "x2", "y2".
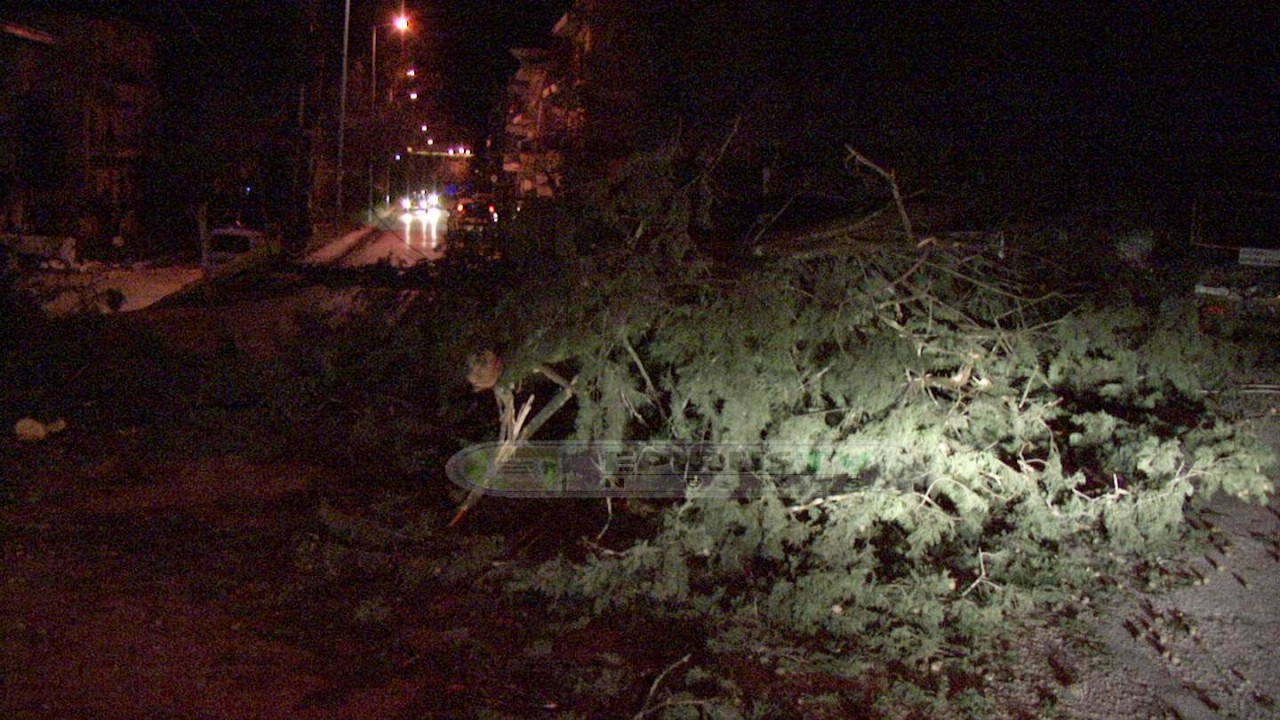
[
  {"x1": 409, "y1": 92, "x2": 418, "y2": 100},
  {"x1": 420, "y1": 124, "x2": 428, "y2": 132},
  {"x1": 407, "y1": 146, "x2": 414, "y2": 152},
  {"x1": 426, "y1": 138, "x2": 433, "y2": 145},
  {"x1": 393, "y1": 15, "x2": 409, "y2": 31},
  {"x1": 406, "y1": 68, "x2": 416, "y2": 77},
  {"x1": 427, "y1": 192, "x2": 440, "y2": 206},
  {"x1": 426, "y1": 206, "x2": 442, "y2": 248},
  {"x1": 400, "y1": 197, "x2": 412, "y2": 210},
  {"x1": 394, "y1": 153, "x2": 402, "y2": 161}
]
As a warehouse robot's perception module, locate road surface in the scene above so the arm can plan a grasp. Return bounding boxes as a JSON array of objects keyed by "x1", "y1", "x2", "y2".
[
  {"x1": 17, "y1": 223, "x2": 448, "y2": 318},
  {"x1": 301, "y1": 224, "x2": 447, "y2": 269}
]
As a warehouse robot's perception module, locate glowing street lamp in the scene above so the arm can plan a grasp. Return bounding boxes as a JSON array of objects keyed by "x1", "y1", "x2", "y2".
[
  {"x1": 371, "y1": 14, "x2": 410, "y2": 111},
  {"x1": 366, "y1": 12, "x2": 410, "y2": 222},
  {"x1": 339, "y1": 0, "x2": 352, "y2": 218}
]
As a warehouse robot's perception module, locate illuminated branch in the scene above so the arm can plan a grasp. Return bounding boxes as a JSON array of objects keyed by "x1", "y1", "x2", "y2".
[
  {"x1": 450, "y1": 375, "x2": 578, "y2": 527},
  {"x1": 846, "y1": 146, "x2": 915, "y2": 245}
]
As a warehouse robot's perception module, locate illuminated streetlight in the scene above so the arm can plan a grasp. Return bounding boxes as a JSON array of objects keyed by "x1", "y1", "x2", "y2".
[
  {"x1": 368, "y1": 13, "x2": 410, "y2": 223},
  {"x1": 371, "y1": 15, "x2": 410, "y2": 111},
  {"x1": 408, "y1": 91, "x2": 418, "y2": 100},
  {"x1": 339, "y1": 0, "x2": 352, "y2": 218}
]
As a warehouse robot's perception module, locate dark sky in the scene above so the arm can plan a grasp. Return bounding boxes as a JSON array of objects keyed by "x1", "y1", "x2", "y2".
[
  {"x1": 7, "y1": 0, "x2": 1277, "y2": 207},
  {"x1": 392, "y1": 0, "x2": 569, "y2": 131},
  {"x1": 8, "y1": 0, "x2": 567, "y2": 131}
]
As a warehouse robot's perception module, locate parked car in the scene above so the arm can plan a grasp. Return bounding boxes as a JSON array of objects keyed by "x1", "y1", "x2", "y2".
[
  {"x1": 1195, "y1": 252, "x2": 1280, "y2": 335},
  {"x1": 1191, "y1": 193, "x2": 1280, "y2": 335},
  {"x1": 451, "y1": 196, "x2": 499, "y2": 236},
  {"x1": 203, "y1": 224, "x2": 279, "y2": 278}
]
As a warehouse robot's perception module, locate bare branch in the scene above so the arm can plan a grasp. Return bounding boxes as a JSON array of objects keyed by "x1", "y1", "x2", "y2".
[
  {"x1": 846, "y1": 147, "x2": 915, "y2": 245},
  {"x1": 450, "y1": 376, "x2": 579, "y2": 527},
  {"x1": 633, "y1": 653, "x2": 692, "y2": 720}
]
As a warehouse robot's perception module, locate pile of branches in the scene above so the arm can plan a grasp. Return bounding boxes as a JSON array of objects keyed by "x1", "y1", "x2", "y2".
[{"x1": 418, "y1": 149, "x2": 1275, "y2": 706}]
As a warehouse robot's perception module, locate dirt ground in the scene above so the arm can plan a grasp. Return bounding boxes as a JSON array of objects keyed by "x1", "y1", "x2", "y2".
[
  {"x1": 994, "y1": 412, "x2": 1280, "y2": 719},
  {"x1": 2, "y1": 295, "x2": 1278, "y2": 719},
  {"x1": 0, "y1": 445, "x2": 690, "y2": 719},
  {"x1": 1047, "y1": 415, "x2": 1280, "y2": 720}
]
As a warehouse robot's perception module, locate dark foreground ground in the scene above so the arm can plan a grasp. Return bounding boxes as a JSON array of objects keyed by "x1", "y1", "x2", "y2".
[
  {"x1": 2, "y1": 289, "x2": 1279, "y2": 719},
  {"x1": 1, "y1": 441, "x2": 714, "y2": 718}
]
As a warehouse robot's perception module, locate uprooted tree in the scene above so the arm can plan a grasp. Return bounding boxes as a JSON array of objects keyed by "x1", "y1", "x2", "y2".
[{"x1": 418, "y1": 148, "x2": 1275, "y2": 704}]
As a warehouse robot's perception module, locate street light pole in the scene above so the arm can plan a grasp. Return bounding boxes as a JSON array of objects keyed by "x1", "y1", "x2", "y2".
[
  {"x1": 368, "y1": 25, "x2": 381, "y2": 223},
  {"x1": 368, "y1": 15, "x2": 409, "y2": 222},
  {"x1": 337, "y1": 0, "x2": 351, "y2": 222},
  {"x1": 371, "y1": 25, "x2": 379, "y2": 113}
]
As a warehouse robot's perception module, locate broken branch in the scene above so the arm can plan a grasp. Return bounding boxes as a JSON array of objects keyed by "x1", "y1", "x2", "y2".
[{"x1": 846, "y1": 146, "x2": 915, "y2": 245}]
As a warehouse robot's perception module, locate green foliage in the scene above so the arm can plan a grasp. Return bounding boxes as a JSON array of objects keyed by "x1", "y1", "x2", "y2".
[{"x1": 473, "y1": 211, "x2": 1274, "y2": 700}]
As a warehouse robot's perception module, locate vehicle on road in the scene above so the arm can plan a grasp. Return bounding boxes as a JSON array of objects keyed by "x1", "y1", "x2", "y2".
[
  {"x1": 1191, "y1": 193, "x2": 1280, "y2": 336},
  {"x1": 451, "y1": 196, "x2": 499, "y2": 236},
  {"x1": 203, "y1": 224, "x2": 280, "y2": 279}
]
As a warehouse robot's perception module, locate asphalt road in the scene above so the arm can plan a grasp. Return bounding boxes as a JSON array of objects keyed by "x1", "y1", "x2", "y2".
[{"x1": 301, "y1": 223, "x2": 447, "y2": 269}]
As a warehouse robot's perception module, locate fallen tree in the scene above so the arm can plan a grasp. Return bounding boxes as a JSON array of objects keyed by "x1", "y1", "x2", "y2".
[{"x1": 409, "y1": 150, "x2": 1276, "y2": 711}]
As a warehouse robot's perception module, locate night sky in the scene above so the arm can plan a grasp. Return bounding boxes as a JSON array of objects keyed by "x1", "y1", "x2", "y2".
[
  {"x1": 7, "y1": 1, "x2": 1277, "y2": 216},
  {"x1": 10, "y1": 0, "x2": 566, "y2": 132}
]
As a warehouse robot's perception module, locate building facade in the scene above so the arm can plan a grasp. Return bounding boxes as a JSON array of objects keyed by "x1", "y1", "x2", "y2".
[
  {"x1": 1, "y1": 13, "x2": 158, "y2": 242},
  {"x1": 501, "y1": 4, "x2": 593, "y2": 199}
]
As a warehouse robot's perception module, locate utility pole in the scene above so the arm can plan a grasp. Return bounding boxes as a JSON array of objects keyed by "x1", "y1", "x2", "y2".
[
  {"x1": 337, "y1": 0, "x2": 351, "y2": 221},
  {"x1": 366, "y1": 14, "x2": 409, "y2": 223}
]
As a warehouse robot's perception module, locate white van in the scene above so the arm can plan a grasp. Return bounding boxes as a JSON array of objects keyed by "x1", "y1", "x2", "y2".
[{"x1": 202, "y1": 225, "x2": 278, "y2": 277}]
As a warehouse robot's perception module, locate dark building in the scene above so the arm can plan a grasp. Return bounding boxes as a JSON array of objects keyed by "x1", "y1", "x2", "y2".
[
  {"x1": 502, "y1": 4, "x2": 593, "y2": 199},
  {"x1": 1, "y1": 13, "x2": 158, "y2": 244}
]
